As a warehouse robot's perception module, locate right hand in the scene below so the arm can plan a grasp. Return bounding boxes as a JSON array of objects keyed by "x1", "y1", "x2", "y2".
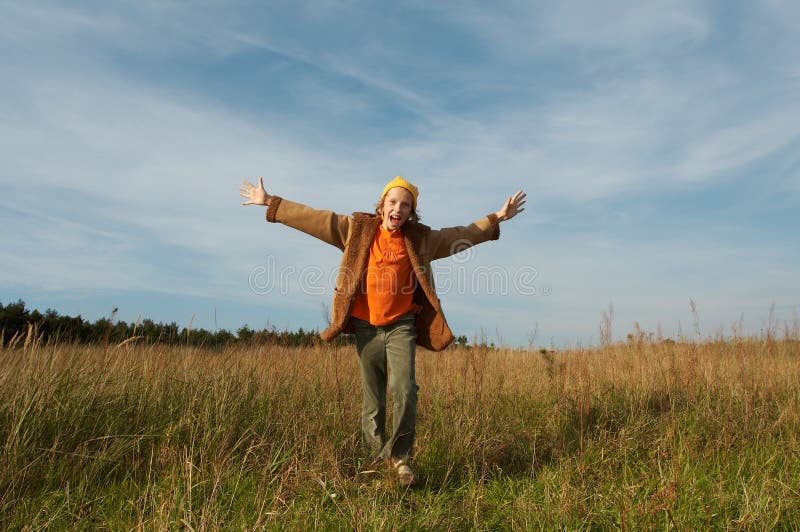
[{"x1": 240, "y1": 177, "x2": 272, "y2": 206}]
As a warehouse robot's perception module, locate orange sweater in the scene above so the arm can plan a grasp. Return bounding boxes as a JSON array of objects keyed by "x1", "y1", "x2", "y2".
[{"x1": 350, "y1": 225, "x2": 416, "y2": 326}]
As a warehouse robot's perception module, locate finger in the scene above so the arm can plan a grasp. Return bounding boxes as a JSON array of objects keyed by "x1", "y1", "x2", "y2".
[
  {"x1": 258, "y1": 177, "x2": 265, "y2": 190},
  {"x1": 242, "y1": 179, "x2": 254, "y2": 188},
  {"x1": 516, "y1": 199, "x2": 527, "y2": 208},
  {"x1": 242, "y1": 200, "x2": 252, "y2": 205}
]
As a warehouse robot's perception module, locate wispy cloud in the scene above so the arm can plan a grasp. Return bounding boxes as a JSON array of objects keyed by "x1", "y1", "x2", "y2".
[
  {"x1": 423, "y1": 1, "x2": 709, "y2": 59},
  {"x1": 2, "y1": 1, "x2": 799, "y2": 344}
]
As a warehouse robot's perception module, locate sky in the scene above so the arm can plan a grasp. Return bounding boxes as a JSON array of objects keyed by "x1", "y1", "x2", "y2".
[{"x1": 1, "y1": 0, "x2": 799, "y2": 348}]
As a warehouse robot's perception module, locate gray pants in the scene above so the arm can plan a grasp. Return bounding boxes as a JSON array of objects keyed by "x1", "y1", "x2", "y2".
[{"x1": 352, "y1": 312, "x2": 418, "y2": 463}]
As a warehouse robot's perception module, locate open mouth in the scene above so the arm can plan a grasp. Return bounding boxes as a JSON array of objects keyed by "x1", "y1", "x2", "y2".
[{"x1": 389, "y1": 214, "x2": 402, "y2": 224}]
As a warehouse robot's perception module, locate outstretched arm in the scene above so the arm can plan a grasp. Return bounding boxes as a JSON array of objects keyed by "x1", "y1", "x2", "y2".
[
  {"x1": 427, "y1": 189, "x2": 526, "y2": 260},
  {"x1": 495, "y1": 189, "x2": 526, "y2": 222},
  {"x1": 238, "y1": 177, "x2": 353, "y2": 250},
  {"x1": 240, "y1": 177, "x2": 273, "y2": 206}
]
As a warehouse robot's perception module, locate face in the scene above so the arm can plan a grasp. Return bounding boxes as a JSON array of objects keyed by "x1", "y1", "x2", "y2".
[{"x1": 380, "y1": 187, "x2": 413, "y2": 231}]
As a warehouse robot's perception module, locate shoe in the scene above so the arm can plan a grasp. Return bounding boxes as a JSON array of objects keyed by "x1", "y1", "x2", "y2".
[{"x1": 392, "y1": 459, "x2": 417, "y2": 487}]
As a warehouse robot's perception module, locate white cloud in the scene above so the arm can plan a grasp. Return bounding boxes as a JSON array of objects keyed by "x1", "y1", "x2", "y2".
[
  {"x1": 544, "y1": 1, "x2": 709, "y2": 49},
  {"x1": 439, "y1": 227, "x2": 800, "y2": 346},
  {"x1": 2, "y1": 1, "x2": 799, "y2": 344},
  {"x1": 424, "y1": 0, "x2": 710, "y2": 60},
  {"x1": 676, "y1": 106, "x2": 800, "y2": 181}
]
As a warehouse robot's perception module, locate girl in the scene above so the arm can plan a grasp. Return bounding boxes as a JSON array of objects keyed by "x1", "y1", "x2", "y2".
[{"x1": 240, "y1": 176, "x2": 526, "y2": 486}]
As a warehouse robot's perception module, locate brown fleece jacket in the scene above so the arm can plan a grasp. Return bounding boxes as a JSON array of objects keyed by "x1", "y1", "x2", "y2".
[{"x1": 266, "y1": 197, "x2": 500, "y2": 351}]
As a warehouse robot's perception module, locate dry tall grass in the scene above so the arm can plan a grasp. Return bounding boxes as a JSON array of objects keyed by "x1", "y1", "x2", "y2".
[{"x1": 1, "y1": 332, "x2": 799, "y2": 529}]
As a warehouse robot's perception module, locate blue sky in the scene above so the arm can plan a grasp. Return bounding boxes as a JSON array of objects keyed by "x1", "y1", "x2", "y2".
[{"x1": 2, "y1": 1, "x2": 799, "y2": 347}]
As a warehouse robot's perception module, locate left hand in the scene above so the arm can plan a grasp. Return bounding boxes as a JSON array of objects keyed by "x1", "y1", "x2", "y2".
[
  {"x1": 496, "y1": 190, "x2": 526, "y2": 222},
  {"x1": 240, "y1": 177, "x2": 272, "y2": 206}
]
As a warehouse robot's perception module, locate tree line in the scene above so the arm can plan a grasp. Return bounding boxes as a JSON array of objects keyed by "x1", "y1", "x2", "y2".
[{"x1": 0, "y1": 299, "x2": 349, "y2": 349}]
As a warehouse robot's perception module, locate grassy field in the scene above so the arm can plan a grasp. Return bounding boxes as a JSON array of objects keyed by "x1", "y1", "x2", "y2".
[{"x1": 1, "y1": 332, "x2": 799, "y2": 529}]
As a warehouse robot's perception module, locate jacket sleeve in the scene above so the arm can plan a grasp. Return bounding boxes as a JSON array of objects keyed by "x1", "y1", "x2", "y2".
[
  {"x1": 265, "y1": 197, "x2": 353, "y2": 251},
  {"x1": 427, "y1": 213, "x2": 501, "y2": 260}
]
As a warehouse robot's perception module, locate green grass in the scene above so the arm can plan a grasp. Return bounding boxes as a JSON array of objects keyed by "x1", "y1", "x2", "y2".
[{"x1": 1, "y1": 337, "x2": 799, "y2": 529}]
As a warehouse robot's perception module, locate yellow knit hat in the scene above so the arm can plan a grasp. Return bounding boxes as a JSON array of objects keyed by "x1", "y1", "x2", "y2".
[{"x1": 381, "y1": 176, "x2": 419, "y2": 209}]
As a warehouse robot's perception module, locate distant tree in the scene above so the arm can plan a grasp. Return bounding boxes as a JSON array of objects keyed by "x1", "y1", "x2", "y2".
[
  {"x1": 214, "y1": 329, "x2": 236, "y2": 346},
  {"x1": 0, "y1": 299, "x2": 29, "y2": 343},
  {"x1": 1, "y1": 299, "x2": 354, "y2": 349},
  {"x1": 237, "y1": 324, "x2": 255, "y2": 343}
]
